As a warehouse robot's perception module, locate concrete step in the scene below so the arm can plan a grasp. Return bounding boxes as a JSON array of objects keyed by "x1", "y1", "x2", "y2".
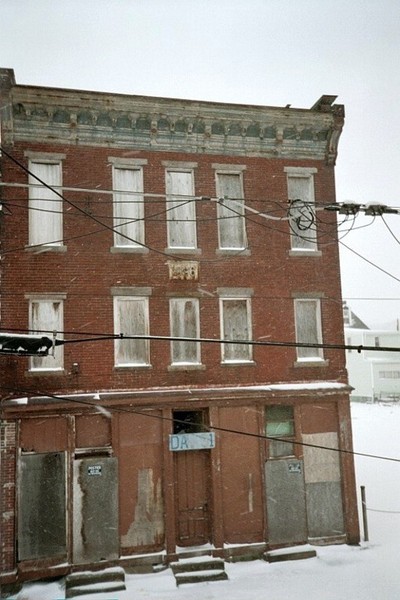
[
  {"x1": 171, "y1": 557, "x2": 228, "y2": 585},
  {"x1": 65, "y1": 566, "x2": 126, "y2": 598},
  {"x1": 175, "y1": 569, "x2": 228, "y2": 585},
  {"x1": 171, "y1": 557, "x2": 225, "y2": 574},
  {"x1": 264, "y1": 544, "x2": 317, "y2": 563}
]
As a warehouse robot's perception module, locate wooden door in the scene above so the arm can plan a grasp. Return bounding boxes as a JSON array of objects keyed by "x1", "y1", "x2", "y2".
[{"x1": 174, "y1": 450, "x2": 211, "y2": 547}]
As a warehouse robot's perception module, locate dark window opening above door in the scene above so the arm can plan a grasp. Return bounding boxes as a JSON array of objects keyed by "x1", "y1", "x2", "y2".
[{"x1": 173, "y1": 410, "x2": 206, "y2": 434}]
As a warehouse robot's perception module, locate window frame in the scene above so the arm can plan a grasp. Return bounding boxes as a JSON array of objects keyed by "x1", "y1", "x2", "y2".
[
  {"x1": 26, "y1": 293, "x2": 66, "y2": 372},
  {"x1": 294, "y1": 297, "x2": 324, "y2": 362},
  {"x1": 219, "y1": 289, "x2": 253, "y2": 364},
  {"x1": 113, "y1": 290, "x2": 151, "y2": 367},
  {"x1": 285, "y1": 166, "x2": 318, "y2": 253},
  {"x1": 169, "y1": 297, "x2": 201, "y2": 366},
  {"x1": 266, "y1": 405, "x2": 296, "y2": 458},
  {"x1": 164, "y1": 166, "x2": 197, "y2": 251},
  {"x1": 110, "y1": 158, "x2": 147, "y2": 251},
  {"x1": 26, "y1": 152, "x2": 65, "y2": 250},
  {"x1": 214, "y1": 166, "x2": 247, "y2": 251}
]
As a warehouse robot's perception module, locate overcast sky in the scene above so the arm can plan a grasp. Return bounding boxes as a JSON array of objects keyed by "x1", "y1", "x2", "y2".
[{"x1": 2, "y1": 0, "x2": 400, "y2": 328}]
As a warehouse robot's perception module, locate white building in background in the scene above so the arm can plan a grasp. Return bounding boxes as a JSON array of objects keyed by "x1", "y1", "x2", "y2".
[{"x1": 344, "y1": 303, "x2": 400, "y2": 402}]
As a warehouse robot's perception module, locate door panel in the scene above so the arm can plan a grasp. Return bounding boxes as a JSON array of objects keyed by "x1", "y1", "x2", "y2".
[
  {"x1": 18, "y1": 452, "x2": 66, "y2": 561},
  {"x1": 174, "y1": 451, "x2": 210, "y2": 546},
  {"x1": 265, "y1": 459, "x2": 307, "y2": 545},
  {"x1": 73, "y1": 457, "x2": 119, "y2": 563}
]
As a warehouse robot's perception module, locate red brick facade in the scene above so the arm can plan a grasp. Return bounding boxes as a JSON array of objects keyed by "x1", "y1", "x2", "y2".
[{"x1": 0, "y1": 70, "x2": 359, "y2": 584}]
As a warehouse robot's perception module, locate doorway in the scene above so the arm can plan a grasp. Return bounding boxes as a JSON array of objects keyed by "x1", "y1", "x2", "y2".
[
  {"x1": 72, "y1": 456, "x2": 119, "y2": 563},
  {"x1": 173, "y1": 411, "x2": 211, "y2": 547}
]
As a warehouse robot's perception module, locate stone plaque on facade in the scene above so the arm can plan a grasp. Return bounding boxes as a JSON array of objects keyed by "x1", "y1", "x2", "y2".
[{"x1": 167, "y1": 261, "x2": 199, "y2": 281}]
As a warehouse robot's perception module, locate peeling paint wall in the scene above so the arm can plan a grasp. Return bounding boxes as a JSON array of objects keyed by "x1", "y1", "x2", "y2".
[
  {"x1": 219, "y1": 406, "x2": 263, "y2": 544},
  {"x1": 121, "y1": 468, "x2": 164, "y2": 547},
  {"x1": 118, "y1": 411, "x2": 165, "y2": 551},
  {"x1": 73, "y1": 457, "x2": 119, "y2": 564},
  {"x1": 303, "y1": 432, "x2": 344, "y2": 539},
  {"x1": 18, "y1": 452, "x2": 66, "y2": 561}
]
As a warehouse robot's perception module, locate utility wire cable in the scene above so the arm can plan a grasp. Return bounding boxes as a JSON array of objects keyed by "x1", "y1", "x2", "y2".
[
  {"x1": 0, "y1": 146, "x2": 210, "y2": 262},
  {"x1": 1, "y1": 327, "x2": 399, "y2": 354},
  {"x1": 382, "y1": 215, "x2": 400, "y2": 247},
  {"x1": 3, "y1": 145, "x2": 400, "y2": 286},
  {"x1": 2, "y1": 384, "x2": 400, "y2": 464},
  {"x1": 339, "y1": 240, "x2": 400, "y2": 285}
]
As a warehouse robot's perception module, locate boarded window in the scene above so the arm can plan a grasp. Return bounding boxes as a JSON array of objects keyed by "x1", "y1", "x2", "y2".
[
  {"x1": 166, "y1": 170, "x2": 196, "y2": 249},
  {"x1": 18, "y1": 452, "x2": 66, "y2": 561},
  {"x1": 20, "y1": 417, "x2": 68, "y2": 452},
  {"x1": 170, "y1": 298, "x2": 200, "y2": 364},
  {"x1": 220, "y1": 298, "x2": 252, "y2": 362},
  {"x1": 294, "y1": 298, "x2": 324, "y2": 360},
  {"x1": 75, "y1": 414, "x2": 111, "y2": 448},
  {"x1": 114, "y1": 296, "x2": 150, "y2": 365},
  {"x1": 29, "y1": 161, "x2": 63, "y2": 247},
  {"x1": 29, "y1": 299, "x2": 64, "y2": 370},
  {"x1": 266, "y1": 405, "x2": 295, "y2": 457},
  {"x1": 287, "y1": 175, "x2": 316, "y2": 250},
  {"x1": 112, "y1": 167, "x2": 144, "y2": 247},
  {"x1": 216, "y1": 173, "x2": 247, "y2": 249}
]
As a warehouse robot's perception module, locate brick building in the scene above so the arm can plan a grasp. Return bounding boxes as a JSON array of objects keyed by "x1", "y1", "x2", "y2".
[{"x1": 0, "y1": 68, "x2": 359, "y2": 585}]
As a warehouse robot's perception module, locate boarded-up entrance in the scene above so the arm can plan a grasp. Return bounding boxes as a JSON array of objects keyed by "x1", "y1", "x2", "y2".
[
  {"x1": 18, "y1": 452, "x2": 67, "y2": 561},
  {"x1": 265, "y1": 459, "x2": 307, "y2": 545},
  {"x1": 174, "y1": 450, "x2": 211, "y2": 546},
  {"x1": 73, "y1": 456, "x2": 119, "y2": 563}
]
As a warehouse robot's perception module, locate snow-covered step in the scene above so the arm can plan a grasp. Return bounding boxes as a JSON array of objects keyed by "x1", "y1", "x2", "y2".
[
  {"x1": 174, "y1": 568, "x2": 228, "y2": 585},
  {"x1": 65, "y1": 567, "x2": 126, "y2": 598},
  {"x1": 265, "y1": 544, "x2": 317, "y2": 563},
  {"x1": 171, "y1": 557, "x2": 228, "y2": 585}
]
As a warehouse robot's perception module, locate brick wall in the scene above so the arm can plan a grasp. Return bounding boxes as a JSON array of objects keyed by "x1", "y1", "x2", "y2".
[{"x1": 0, "y1": 143, "x2": 346, "y2": 398}]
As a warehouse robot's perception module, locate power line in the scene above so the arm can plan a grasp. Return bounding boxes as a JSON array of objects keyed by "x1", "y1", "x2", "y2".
[
  {"x1": 0, "y1": 146, "x2": 210, "y2": 262},
  {"x1": 1, "y1": 327, "x2": 399, "y2": 354},
  {"x1": 0, "y1": 145, "x2": 356, "y2": 252},
  {"x1": 340, "y1": 240, "x2": 400, "y2": 285},
  {"x1": 2, "y1": 145, "x2": 400, "y2": 287},
  {"x1": 3, "y1": 385, "x2": 400, "y2": 464}
]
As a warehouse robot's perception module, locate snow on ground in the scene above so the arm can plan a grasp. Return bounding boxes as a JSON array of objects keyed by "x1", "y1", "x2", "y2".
[{"x1": 12, "y1": 402, "x2": 400, "y2": 600}]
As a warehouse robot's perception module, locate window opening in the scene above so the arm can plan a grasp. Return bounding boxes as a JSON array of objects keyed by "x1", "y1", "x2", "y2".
[
  {"x1": 28, "y1": 160, "x2": 63, "y2": 247},
  {"x1": 266, "y1": 405, "x2": 295, "y2": 458},
  {"x1": 173, "y1": 411, "x2": 206, "y2": 434},
  {"x1": 216, "y1": 172, "x2": 247, "y2": 250},
  {"x1": 294, "y1": 298, "x2": 324, "y2": 361}
]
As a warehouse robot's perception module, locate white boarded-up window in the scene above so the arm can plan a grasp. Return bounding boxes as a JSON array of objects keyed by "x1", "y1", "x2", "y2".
[
  {"x1": 112, "y1": 167, "x2": 144, "y2": 247},
  {"x1": 170, "y1": 298, "x2": 200, "y2": 364},
  {"x1": 114, "y1": 296, "x2": 150, "y2": 366},
  {"x1": 29, "y1": 298, "x2": 64, "y2": 370},
  {"x1": 29, "y1": 161, "x2": 63, "y2": 247},
  {"x1": 294, "y1": 298, "x2": 324, "y2": 360},
  {"x1": 216, "y1": 172, "x2": 247, "y2": 249},
  {"x1": 220, "y1": 297, "x2": 252, "y2": 363},
  {"x1": 286, "y1": 170, "x2": 317, "y2": 250},
  {"x1": 166, "y1": 170, "x2": 196, "y2": 249}
]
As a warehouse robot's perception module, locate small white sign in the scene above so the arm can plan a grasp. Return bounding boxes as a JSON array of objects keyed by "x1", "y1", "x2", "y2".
[
  {"x1": 87, "y1": 465, "x2": 102, "y2": 476},
  {"x1": 288, "y1": 461, "x2": 302, "y2": 474},
  {"x1": 169, "y1": 432, "x2": 216, "y2": 452}
]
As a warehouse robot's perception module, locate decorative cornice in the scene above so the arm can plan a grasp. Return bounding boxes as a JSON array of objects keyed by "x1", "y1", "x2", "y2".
[{"x1": 1, "y1": 70, "x2": 344, "y2": 164}]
